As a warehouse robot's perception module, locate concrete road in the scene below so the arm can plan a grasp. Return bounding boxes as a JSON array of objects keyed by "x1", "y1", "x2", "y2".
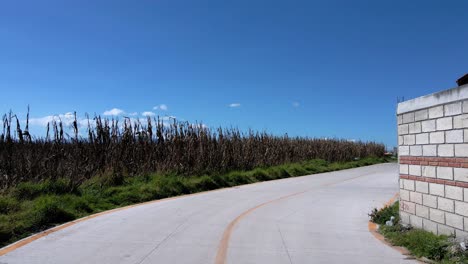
[{"x1": 0, "y1": 163, "x2": 415, "y2": 264}]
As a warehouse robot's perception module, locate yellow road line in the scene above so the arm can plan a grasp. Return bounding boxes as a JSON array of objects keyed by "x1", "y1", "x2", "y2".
[
  {"x1": 214, "y1": 173, "x2": 375, "y2": 264},
  {"x1": 0, "y1": 187, "x2": 230, "y2": 256}
]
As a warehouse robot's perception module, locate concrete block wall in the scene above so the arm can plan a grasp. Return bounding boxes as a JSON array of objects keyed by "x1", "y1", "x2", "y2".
[{"x1": 398, "y1": 84, "x2": 468, "y2": 238}]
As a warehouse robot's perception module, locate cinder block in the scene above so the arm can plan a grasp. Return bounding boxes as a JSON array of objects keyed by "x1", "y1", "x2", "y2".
[
  {"x1": 423, "y1": 145, "x2": 437, "y2": 156},
  {"x1": 410, "y1": 191, "x2": 423, "y2": 204},
  {"x1": 400, "y1": 189, "x2": 410, "y2": 201},
  {"x1": 429, "y1": 183, "x2": 444, "y2": 196},
  {"x1": 399, "y1": 164, "x2": 409, "y2": 174},
  {"x1": 399, "y1": 146, "x2": 409, "y2": 156},
  {"x1": 422, "y1": 120, "x2": 436, "y2": 132},
  {"x1": 398, "y1": 136, "x2": 404, "y2": 145},
  {"x1": 415, "y1": 109, "x2": 429, "y2": 121},
  {"x1": 398, "y1": 124, "x2": 409, "y2": 135},
  {"x1": 454, "y1": 114, "x2": 468, "y2": 129},
  {"x1": 400, "y1": 211, "x2": 410, "y2": 225},
  {"x1": 465, "y1": 217, "x2": 468, "y2": 231},
  {"x1": 444, "y1": 102, "x2": 462, "y2": 116},
  {"x1": 446, "y1": 130, "x2": 464, "y2": 143},
  {"x1": 416, "y1": 133, "x2": 429, "y2": 145},
  {"x1": 410, "y1": 145, "x2": 422, "y2": 156},
  {"x1": 422, "y1": 166, "x2": 436, "y2": 178},
  {"x1": 400, "y1": 179, "x2": 404, "y2": 189},
  {"x1": 455, "y1": 144, "x2": 468, "y2": 157},
  {"x1": 446, "y1": 186, "x2": 463, "y2": 201},
  {"x1": 410, "y1": 215, "x2": 423, "y2": 229},
  {"x1": 465, "y1": 129, "x2": 468, "y2": 143},
  {"x1": 455, "y1": 229, "x2": 468, "y2": 241},
  {"x1": 409, "y1": 165, "x2": 421, "y2": 176},
  {"x1": 398, "y1": 115, "x2": 403, "y2": 125},
  {"x1": 429, "y1": 105, "x2": 444, "y2": 119},
  {"x1": 437, "y1": 117, "x2": 453, "y2": 131},
  {"x1": 403, "y1": 112, "x2": 415, "y2": 123},
  {"x1": 416, "y1": 204, "x2": 429, "y2": 218},
  {"x1": 455, "y1": 201, "x2": 468, "y2": 217},
  {"x1": 465, "y1": 188, "x2": 468, "y2": 202},
  {"x1": 438, "y1": 224, "x2": 455, "y2": 236},
  {"x1": 437, "y1": 166, "x2": 453, "y2": 180},
  {"x1": 403, "y1": 179, "x2": 415, "y2": 191},
  {"x1": 415, "y1": 181, "x2": 429, "y2": 194},
  {"x1": 438, "y1": 144, "x2": 454, "y2": 157},
  {"x1": 455, "y1": 168, "x2": 468, "y2": 183},
  {"x1": 404, "y1": 135, "x2": 415, "y2": 145},
  {"x1": 423, "y1": 194, "x2": 438, "y2": 208},
  {"x1": 401, "y1": 200, "x2": 416, "y2": 214},
  {"x1": 430, "y1": 132, "x2": 445, "y2": 144},
  {"x1": 409, "y1": 122, "x2": 422, "y2": 134},
  {"x1": 423, "y1": 219, "x2": 438, "y2": 233},
  {"x1": 445, "y1": 212, "x2": 464, "y2": 229},
  {"x1": 438, "y1": 197, "x2": 455, "y2": 212},
  {"x1": 430, "y1": 208, "x2": 445, "y2": 223},
  {"x1": 463, "y1": 100, "x2": 468, "y2": 114}
]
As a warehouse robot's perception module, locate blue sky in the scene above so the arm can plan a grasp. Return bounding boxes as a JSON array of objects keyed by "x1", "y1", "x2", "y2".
[{"x1": 1, "y1": 0, "x2": 467, "y2": 148}]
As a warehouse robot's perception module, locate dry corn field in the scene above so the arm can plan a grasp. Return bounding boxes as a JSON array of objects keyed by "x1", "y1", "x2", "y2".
[{"x1": 0, "y1": 111, "x2": 385, "y2": 190}]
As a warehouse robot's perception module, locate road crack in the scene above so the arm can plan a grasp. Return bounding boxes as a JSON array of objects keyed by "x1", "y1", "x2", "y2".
[
  {"x1": 135, "y1": 209, "x2": 198, "y2": 264},
  {"x1": 276, "y1": 224, "x2": 293, "y2": 264}
]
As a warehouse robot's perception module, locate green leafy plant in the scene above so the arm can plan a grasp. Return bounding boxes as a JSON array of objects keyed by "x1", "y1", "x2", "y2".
[{"x1": 369, "y1": 201, "x2": 400, "y2": 225}]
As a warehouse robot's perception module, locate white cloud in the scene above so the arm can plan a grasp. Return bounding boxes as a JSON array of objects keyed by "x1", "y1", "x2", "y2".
[
  {"x1": 153, "y1": 104, "x2": 168, "y2": 111},
  {"x1": 62, "y1": 112, "x2": 74, "y2": 119},
  {"x1": 29, "y1": 116, "x2": 55, "y2": 127},
  {"x1": 292, "y1": 102, "x2": 300, "y2": 108},
  {"x1": 142, "y1": 111, "x2": 156, "y2": 117},
  {"x1": 229, "y1": 103, "x2": 241, "y2": 108},
  {"x1": 103, "y1": 108, "x2": 125, "y2": 116},
  {"x1": 128, "y1": 112, "x2": 138, "y2": 116},
  {"x1": 29, "y1": 112, "x2": 77, "y2": 127}
]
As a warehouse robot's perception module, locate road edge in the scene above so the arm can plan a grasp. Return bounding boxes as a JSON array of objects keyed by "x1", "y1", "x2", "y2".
[{"x1": 367, "y1": 193, "x2": 426, "y2": 263}]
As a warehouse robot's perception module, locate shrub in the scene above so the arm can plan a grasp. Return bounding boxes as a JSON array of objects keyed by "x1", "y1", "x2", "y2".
[
  {"x1": 0, "y1": 215, "x2": 13, "y2": 242},
  {"x1": 31, "y1": 196, "x2": 75, "y2": 228},
  {"x1": 369, "y1": 201, "x2": 400, "y2": 225},
  {"x1": 250, "y1": 168, "x2": 271, "y2": 181},
  {"x1": 13, "y1": 182, "x2": 44, "y2": 200},
  {"x1": 286, "y1": 164, "x2": 308, "y2": 176},
  {"x1": 13, "y1": 179, "x2": 75, "y2": 200},
  {"x1": 0, "y1": 196, "x2": 20, "y2": 214},
  {"x1": 194, "y1": 176, "x2": 219, "y2": 191}
]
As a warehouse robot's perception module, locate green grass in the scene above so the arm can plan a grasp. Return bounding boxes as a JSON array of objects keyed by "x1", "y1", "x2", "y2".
[
  {"x1": 371, "y1": 202, "x2": 468, "y2": 263},
  {"x1": 0, "y1": 156, "x2": 387, "y2": 248}
]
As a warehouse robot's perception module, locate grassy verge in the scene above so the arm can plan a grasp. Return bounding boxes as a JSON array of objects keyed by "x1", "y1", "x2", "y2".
[
  {"x1": 0, "y1": 156, "x2": 387, "y2": 248},
  {"x1": 370, "y1": 202, "x2": 468, "y2": 263}
]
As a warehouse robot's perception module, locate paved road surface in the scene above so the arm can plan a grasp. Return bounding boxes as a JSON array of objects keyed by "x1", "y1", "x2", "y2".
[{"x1": 0, "y1": 163, "x2": 416, "y2": 264}]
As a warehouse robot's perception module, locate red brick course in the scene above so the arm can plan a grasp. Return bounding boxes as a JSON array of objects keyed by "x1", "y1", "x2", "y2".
[
  {"x1": 400, "y1": 156, "x2": 468, "y2": 168},
  {"x1": 400, "y1": 174, "x2": 468, "y2": 188}
]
